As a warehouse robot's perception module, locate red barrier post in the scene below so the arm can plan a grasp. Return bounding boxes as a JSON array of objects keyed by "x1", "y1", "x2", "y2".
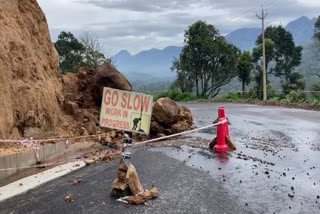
[
  {"x1": 218, "y1": 106, "x2": 229, "y2": 137},
  {"x1": 214, "y1": 107, "x2": 229, "y2": 152}
]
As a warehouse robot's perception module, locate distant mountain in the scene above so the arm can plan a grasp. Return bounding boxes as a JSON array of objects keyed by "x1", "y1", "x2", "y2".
[
  {"x1": 285, "y1": 16, "x2": 316, "y2": 45},
  {"x1": 226, "y1": 16, "x2": 316, "y2": 51},
  {"x1": 113, "y1": 46, "x2": 182, "y2": 78},
  {"x1": 113, "y1": 16, "x2": 317, "y2": 92},
  {"x1": 225, "y1": 28, "x2": 261, "y2": 51}
]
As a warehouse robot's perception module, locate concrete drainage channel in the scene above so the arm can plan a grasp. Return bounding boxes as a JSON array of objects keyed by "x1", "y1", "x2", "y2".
[
  {"x1": 0, "y1": 141, "x2": 68, "y2": 181},
  {"x1": 0, "y1": 141, "x2": 88, "y2": 202}
]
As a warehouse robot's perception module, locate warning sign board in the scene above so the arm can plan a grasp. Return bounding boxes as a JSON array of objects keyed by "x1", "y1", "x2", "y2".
[{"x1": 99, "y1": 87, "x2": 153, "y2": 134}]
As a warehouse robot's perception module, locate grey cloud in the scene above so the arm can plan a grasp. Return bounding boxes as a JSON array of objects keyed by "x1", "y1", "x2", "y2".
[
  {"x1": 81, "y1": 0, "x2": 203, "y2": 12},
  {"x1": 47, "y1": 0, "x2": 320, "y2": 55}
]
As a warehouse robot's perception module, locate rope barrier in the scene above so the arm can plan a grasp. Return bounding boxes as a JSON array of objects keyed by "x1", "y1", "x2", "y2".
[
  {"x1": 0, "y1": 133, "x2": 107, "y2": 144},
  {"x1": 0, "y1": 121, "x2": 226, "y2": 171},
  {"x1": 129, "y1": 119, "x2": 227, "y2": 148}
]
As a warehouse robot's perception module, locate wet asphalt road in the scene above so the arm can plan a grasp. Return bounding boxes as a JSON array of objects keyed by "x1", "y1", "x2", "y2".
[{"x1": 0, "y1": 103, "x2": 320, "y2": 214}]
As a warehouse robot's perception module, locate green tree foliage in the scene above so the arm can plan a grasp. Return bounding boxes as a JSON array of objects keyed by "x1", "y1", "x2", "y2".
[
  {"x1": 176, "y1": 20, "x2": 238, "y2": 98},
  {"x1": 237, "y1": 51, "x2": 253, "y2": 93},
  {"x1": 80, "y1": 33, "x2": 106, "y2": 70},
  {"x1": 253, "y1": 26, "x2": 303, "y2": 96},
  {"x1": 255, "y1": 26, "x2": 303, "y2": 80},
  {"x1": 281, "y1": 72, "x2": 306, "y2": 95},
  {"x1": 54, "y1": 31, "x2": 85, "y2": 73},
  {"x1": 314, "y1": 16, "x2": 320, "y2": 42},
  {"x1": 252, "y1": 38, "x2": 274, "y2": 73},
  {"x1": 170, "y1": 57, "x2": 193, "y2": 93}
]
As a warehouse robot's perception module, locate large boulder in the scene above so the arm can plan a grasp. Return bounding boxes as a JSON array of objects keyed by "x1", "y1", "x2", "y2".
[
  {"x1": 0, "y1": 0, "x2": 64, "y2": 138},
  {"x1": 152, "y1": 98, "x2": 180, "y2": 126},
  {"x1": 151, "y1": 98, "x2": 195, "y2": 136},
  {"x1": 93, "y1": 63, "x2": 132, "y2": 105}
]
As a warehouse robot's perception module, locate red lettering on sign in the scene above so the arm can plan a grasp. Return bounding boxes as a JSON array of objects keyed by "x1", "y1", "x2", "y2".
[
  {"x1": 121, "y1": 93, "x2": 127, "y2": 108},
  {"x1": 141, "y1": 96, "x2": 151, "y2": 112},
  {"x1": 133, "y1": 95, "x2": 140, "y2": 111},
  {"x1": 104, "y1": 90, "x2": 111, "y2": 105},
  {"x1": 127, "y1": 94, "x2": 132, "y2": 110},
  {"x1": 123, "y1": 110, "x2": 128, "y2": 118},
  {"x1": 111, "y1": 91, "x2": 119, "y2": 106}
]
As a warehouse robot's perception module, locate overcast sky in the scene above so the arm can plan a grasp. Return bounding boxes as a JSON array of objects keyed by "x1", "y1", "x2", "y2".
[{"x1": 38, "y1": 0, "x2": 320, "y2": 55}]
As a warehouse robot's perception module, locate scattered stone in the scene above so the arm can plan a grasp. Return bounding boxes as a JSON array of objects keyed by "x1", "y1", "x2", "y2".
[
  {"x1": 288, "y1": 193, "x2": 294, "y2": 198},
  {"x1": 124, "y1": 188, "x2": 159, "y2": 205},
  {"x1": 72, "y1": 178, "x2": 82, "y2": 185},
  {"x1": 209, "y1": 138, "x2": 217, "y2": 150},
  {"x1": 65, "y1": 194, "x2": 73, "y2": 202},
  {"x1": 225, "y1": 135, "x2": 236, "y2": 150},
  {"x1": 110, "y1": 163, "x2": 144, "y2": 198},
  {"x1": 85, "y1": 159, "x2": 97, "y2": 166}
]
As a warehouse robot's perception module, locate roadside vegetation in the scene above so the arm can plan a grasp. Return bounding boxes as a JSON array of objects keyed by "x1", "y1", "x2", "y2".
[{"x1": 159, "y1": 17, "x2": 320, "y2": 107}]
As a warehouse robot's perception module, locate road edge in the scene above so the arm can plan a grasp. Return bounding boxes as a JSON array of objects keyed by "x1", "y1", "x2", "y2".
[{"x1": 0, "y1": 161, "x2": 86, "y2": 202}]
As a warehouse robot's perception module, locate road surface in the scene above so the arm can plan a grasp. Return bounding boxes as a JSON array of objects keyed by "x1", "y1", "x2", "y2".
[{"x1": 0, "y1": 103, "x2": 319, "y2": 214}]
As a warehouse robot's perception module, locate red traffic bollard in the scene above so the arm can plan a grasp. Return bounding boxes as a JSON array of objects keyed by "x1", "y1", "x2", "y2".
[
  {"x1": 218, "y1": 106, "x2": 226, "y2": 119},
  {"x1": 214, "y1": 107, "x2": 229, "y2": 153}
]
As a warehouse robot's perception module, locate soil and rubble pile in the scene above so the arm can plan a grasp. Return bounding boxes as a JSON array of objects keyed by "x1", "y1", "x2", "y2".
[
  {"x1": 151, "y1": 97, "x2": 195, "y2": 137},
  {"x1": 0, "y1": 0, "x2": 193, "y2": 141},
  {"x1": 61, "y1": 64, "x2": 133, "y2": 136},
  {"x1": 0, "y1": 0, "x2": 64, "y2": 139},
  {"x1": 0, "y1": 0, "x2": 133, "y2": 140}
]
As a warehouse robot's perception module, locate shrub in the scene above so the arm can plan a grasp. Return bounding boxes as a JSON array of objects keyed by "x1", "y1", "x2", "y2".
[
  {"x1": 286, "y1": 90, "x2": 307, "y2": 103},
  {"x1": 221, "y1": 91, "x2": 243, "y2": 100},
  {"x1": 311, "y1": 84, "x2": 320, "y2": 99}
]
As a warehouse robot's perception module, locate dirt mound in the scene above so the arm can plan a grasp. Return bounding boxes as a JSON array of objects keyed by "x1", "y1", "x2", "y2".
[
  {"x1": 61, "y1": 64, "x2": 133, "y2": 136},
  {"x1": 0, "y1": 0, "x2": 64, "y2": 139},
  {"x1": 151, "y1": 98, "x2": 195, "y2": 136}
]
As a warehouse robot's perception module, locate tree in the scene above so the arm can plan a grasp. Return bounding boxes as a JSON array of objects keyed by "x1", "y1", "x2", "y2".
[
  {"x1": 170, "y1": 57, "x2": 193, "y2": 93},
  {"x1": 237, "y1": 51, "x2": 253, "y2": 93},
  {"x1": 54, "y1": 31, "x2": 85, "y2": 73},
  {"x1": 177, "y1": 20, "x2": 239, "y2": 98},
  {"x1": 255, "y1": 26, "x2": 302, "y2": 80},
  {"x1": 80, "y1": 33, "x2": 106, "y2": 70},
  {"x1": 314, "y1": 16, "x2": 320, "y2": 42},
  {"x1": 253, "y1": 26, "x2": 303, "y2": 97},
  {"x1": 252, "y1": 38, "x2": 274, "y2": 74}
]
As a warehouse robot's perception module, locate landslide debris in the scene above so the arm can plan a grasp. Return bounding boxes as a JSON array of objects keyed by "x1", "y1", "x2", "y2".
[
  {"x1": 0, "y1": 0, "x2": 64, "y2": 139},
  {"x1": 110, "y1": 162, "x2": 158, "y2": 205},
  {"x1": 0, "y1": 0, "x2": 193, "y2": 143},
  {"x1": 151, "y1": 97, "x2": 196, "y2": 137},
  {"x1": 60, "y1": 64, "x2": 133, "y2": 137}
]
